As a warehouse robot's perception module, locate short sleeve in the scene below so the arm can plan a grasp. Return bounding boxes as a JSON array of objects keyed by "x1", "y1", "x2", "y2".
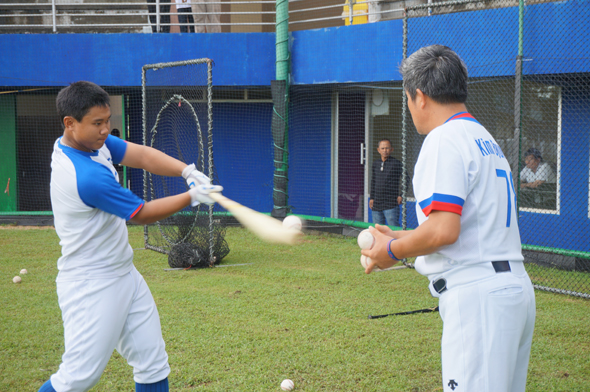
[
  {"x1": 78, "y1": 164, "x2": 144, "y2": 220},
  {"x1": 104, "y1": 134, "x2": 128, "y2": 165},
  {"x1": 414, "y1": 130, "x2": 467, "y2": 217}
]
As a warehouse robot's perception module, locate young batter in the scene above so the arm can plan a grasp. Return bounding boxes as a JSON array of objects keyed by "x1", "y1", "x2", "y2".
[
  {"x1": 362, "y1": 46, "x2": 536, "y2": 392},
  {"x1": 39, "y1": 81, "x2": 221, "y2": 392}
]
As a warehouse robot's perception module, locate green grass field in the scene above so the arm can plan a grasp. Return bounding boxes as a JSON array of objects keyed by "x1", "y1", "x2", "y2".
[{"x1": 1, "y1": 226, "x2": 589, "y2": 391}]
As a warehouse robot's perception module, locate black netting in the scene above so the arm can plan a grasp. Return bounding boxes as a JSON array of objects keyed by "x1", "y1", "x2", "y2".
[
  {"x1": 404, "y1": 0, "x2": 589, "y2": 297},
  {"x1": 143, "y1": 59, "x2": 229, "y2": 268}
]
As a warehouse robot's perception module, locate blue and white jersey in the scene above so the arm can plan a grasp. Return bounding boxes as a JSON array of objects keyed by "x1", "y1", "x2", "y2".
[
  {"x1": 413, "y1": 112, "x2": 523, "y2": 280},
  {"x1": 50, "y1": 135, "x2": 144, "y2": 282}
]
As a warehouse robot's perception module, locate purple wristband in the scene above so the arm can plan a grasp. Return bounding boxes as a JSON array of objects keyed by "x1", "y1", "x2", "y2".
[{"x1": 387, "y1": 239, "x2": 400, "y2": 261}]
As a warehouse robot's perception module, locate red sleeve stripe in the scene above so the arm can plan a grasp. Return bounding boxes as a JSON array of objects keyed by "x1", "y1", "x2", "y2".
[
  {"x1": 129, "y1": 202, "x2": 144, "y2": 219},
  {"x1": 422, "y1": 201, "x2": 463, "y2": 216}
]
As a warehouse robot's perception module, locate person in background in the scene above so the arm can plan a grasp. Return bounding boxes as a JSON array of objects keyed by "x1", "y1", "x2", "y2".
[
  {"x1": 369, "y1": 139, "x2": 405, "y2": 227},
  {"x1": 193, "y1": 0, "x2": 221, "y2": 33},
  {"x1": 147, "y1": 0, "x2": 171, "y2": 33},
  {"x1": 176, "y1": 0, "x2": 195, "y2": 33},
  {"x1": 520, "y1": 147, "x2": 556, "y2": 189}
]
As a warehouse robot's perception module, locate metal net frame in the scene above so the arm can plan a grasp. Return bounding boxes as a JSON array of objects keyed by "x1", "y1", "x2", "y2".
[{"x1": 141, "y1": 58, "x2": 229, "y2": 268}]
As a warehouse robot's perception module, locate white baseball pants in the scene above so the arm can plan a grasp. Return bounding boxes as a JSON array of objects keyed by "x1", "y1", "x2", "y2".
[
  {"x1": 50, "y1": 266, "x2": 170, "y2": 392},
  {"x1": 438, "y1": 264, "x2": 536, "y2": 392}
]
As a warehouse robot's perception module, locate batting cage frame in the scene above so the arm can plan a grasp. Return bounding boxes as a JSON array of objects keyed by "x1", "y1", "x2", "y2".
[{"x1": 141, "y1": 58, "x2": 229, "y2": 268}]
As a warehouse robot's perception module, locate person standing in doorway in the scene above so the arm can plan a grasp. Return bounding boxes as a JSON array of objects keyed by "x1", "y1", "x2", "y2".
[{"x1": 369, "y1": 139, "x2": 405, "y2": 226}]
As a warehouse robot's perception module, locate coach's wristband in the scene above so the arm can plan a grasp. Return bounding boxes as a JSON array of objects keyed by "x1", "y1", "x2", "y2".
[{"x1": 387, "y1": 239, "x2": 400, "y2": 261}]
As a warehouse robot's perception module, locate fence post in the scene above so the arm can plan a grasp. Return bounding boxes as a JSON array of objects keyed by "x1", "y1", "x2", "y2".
[
  {"x1": 514, "y1": 0, "x2": 524, "y2": 214},
  {"x1": 156, "y1": 0, "x2": 161, "y2": 32},
  {"x1": 51, "y1": 0, "x2": 56, "y2": 33}
]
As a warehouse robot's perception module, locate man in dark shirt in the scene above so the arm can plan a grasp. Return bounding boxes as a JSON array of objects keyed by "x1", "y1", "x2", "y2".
[{"x1": 370, "y1": 139, "x2": 405, "y2": 226}]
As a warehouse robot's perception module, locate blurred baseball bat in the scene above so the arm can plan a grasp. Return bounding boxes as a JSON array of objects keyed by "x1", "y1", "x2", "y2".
[
  {"x1": 368, "y1": 306, "x2": 439, "y2": 319},
  {"x1": 209, "y1": 192, "x2": 301, "y2": 245}
]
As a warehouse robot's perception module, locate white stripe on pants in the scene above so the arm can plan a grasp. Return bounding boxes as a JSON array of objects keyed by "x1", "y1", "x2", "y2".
[
  {"x1": 50, "y1": 267, "x2": 170, "y2": 392},
  {"x1": 439, "y1": 269, "x2": 535, "y2": 392}
]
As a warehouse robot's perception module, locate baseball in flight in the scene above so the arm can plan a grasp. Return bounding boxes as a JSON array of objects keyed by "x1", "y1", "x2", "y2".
[{"x1": 282, "y1": 215, "x2": 303, "y2": 231}]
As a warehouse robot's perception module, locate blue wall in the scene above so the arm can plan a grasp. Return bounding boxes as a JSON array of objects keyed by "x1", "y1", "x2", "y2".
[
  {"x1": 0, "y1": 1, "x2": 588, "y2": 87},
  {"x1": 0, "y1": 33, "x2": 275, "y2": 87}
]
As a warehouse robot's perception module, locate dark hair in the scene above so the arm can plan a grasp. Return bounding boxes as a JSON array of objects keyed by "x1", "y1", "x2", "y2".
[
  {"x1": 399, "y1": 45, "x2": 468, "y2": 104},
  {"x1": 377, "y1": 139, "x2": 392, "y2": 148},
  {"x1": 56, "y1": 81, "x2": 110, "y2": 129},
  {"x1": 524, "y1": 147, "x2": 543, "y2": 161}
]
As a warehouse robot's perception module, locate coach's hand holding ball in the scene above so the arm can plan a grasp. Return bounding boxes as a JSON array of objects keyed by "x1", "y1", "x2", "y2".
[
  {"x1": 357, "y1": 229, "x2": 381, "y2": 272},
  {"x1": 360, "y1": 225, "x2": 401, "y2": 273}
]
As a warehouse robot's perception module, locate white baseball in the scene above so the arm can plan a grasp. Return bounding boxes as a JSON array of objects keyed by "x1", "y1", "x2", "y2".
[
  {"x1": 13, "y1": 276, "x2": 22, "y2": 284},
  {"x1": 283, "y1": 216, "x2": 302, "y2": 231},
  {"x1": 280, "y1": 379, "x2": 294, "y2": 391},
  {"x1": 20, "y1": 269, "x2": 28, "y2": 275},
  {"x1": 360, "y1": 255, "x2": 381, "y2": 271},
  {"x1": 357, "y1": 229, "x2": 375, "y2": 250}
]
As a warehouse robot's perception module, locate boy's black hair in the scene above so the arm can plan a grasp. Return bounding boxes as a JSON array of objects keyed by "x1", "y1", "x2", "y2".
[{"x1": 56, "y1": 81, "x2": 110, "y2": 129}]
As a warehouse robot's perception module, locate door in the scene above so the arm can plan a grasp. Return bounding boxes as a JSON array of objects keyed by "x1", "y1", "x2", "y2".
[{"x1": 336, "y1": 92, "x2": 366, "y2": 220}]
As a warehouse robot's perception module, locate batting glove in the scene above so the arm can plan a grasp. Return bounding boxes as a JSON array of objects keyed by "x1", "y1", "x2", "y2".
[
  {"x1": 182, "y1": 163, "x2": 211, "y2": 189},
  {"x1": 188, "y1": 184, "x2": 223, "y2": 206}
]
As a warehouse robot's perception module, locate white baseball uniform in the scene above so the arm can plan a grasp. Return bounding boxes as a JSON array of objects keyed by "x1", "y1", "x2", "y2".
[
  {"x1": 49, "y1": 135, "x2": 170, "y2": 391},
  {"x1": 413, "y1": 112, "x2": 536, "y2": 392}
]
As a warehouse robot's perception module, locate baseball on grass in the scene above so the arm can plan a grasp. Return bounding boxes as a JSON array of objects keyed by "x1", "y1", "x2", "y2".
[
  {"x1": 283, "y1": 215, "x2": 302, "y2": 231},
  {"x1": 13, "y1": 276, "x2": 22, "y2": 284},
  {"x1": 357, "y1": 229, "x2": 375, "y2": 250},
  {"x1": 20, "y1": 269, "x2": 28, "y2": 275},
  {"x1": 280, "y1": 379, "x2": 294, "y2": 391}
]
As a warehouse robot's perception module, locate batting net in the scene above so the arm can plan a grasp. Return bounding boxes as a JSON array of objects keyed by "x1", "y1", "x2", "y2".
[
  {"x1": 401, "y1": 0, "x2": 589, "y2": 298},
  {"x1": 142, "y1": 59, "x2": 229, "y2": 268}
]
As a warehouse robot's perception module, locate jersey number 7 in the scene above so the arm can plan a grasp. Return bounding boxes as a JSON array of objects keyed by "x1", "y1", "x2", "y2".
[{"x1": 496, "y1": 169, "x2": 517, "y2": 227}]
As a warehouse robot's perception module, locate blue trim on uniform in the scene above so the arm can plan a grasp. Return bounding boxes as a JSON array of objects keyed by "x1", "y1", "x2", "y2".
[
  {"x1": 105, "y1": 134, "x2": 128, "y2": 164},
  {"x1": 419, "y1": 193, "x2": 465, "y2": 210},
  {"x1": 59, "y1": 139, "x2": 144, "y2": 220},
  {"x1": 38, "y1": 380, "x2": 57, "y2": 392},
  {"x1": 136, "y1": 377, "x2": 169, "y2": 392},
  {"x1": 419, "y1": 193, "x2": 465, "y2": 216}
]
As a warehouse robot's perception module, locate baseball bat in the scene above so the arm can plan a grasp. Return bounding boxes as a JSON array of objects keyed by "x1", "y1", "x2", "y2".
[
  {"x1": 209, "y1": 192, "x2": 301, "y2": 245},
  {"x1": 368, "y1": 306, "x2": 439, "y2": 319}
]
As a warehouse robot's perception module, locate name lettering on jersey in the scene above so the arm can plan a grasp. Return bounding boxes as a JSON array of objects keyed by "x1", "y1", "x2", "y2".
[{"x1": 475, "y1": 138, "x2": 505, "y2": 159}]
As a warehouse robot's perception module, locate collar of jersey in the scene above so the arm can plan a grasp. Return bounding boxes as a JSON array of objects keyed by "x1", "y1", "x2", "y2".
[
  {"x1": 444, "y1": 111, "x2": 480, "y2": 125},
  {"x1": 59, "y1": 137, "x2": 99, "y2": 157}
]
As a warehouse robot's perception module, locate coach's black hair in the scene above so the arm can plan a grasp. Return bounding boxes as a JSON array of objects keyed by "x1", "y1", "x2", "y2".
[
  {"x1": 56, "y1": 81, "x2": 110, "y2": 129},
  {"x1": 399, "y1": 45, "x2": 468, "y2": 104}
]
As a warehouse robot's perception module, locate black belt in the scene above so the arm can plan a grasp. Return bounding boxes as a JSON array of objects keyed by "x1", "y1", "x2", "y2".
[{"x1": 433, "y1": 261, "x2": 511, "y2": 295}]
